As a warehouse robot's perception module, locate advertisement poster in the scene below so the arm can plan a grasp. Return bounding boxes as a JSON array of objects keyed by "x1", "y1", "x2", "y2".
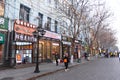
[{"x1": 16, "y1": 53, "x2": 22, "y2": 63}]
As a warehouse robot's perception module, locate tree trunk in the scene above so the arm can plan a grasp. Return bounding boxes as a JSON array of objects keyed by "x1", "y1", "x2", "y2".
[{"x1": 70, "y1": 39, "x2": 75, "y2": 63}]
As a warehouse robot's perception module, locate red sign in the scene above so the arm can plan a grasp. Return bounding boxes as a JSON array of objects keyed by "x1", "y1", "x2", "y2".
[
  {"x1": 44, "y1": 31, "x2": 61, "y2": 40},
  {"x1": 14, "y1": 20, "x2": 36, "y2": 36}
]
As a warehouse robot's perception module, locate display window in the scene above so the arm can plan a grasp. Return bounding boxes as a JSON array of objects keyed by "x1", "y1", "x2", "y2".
[
  {"x1": 15, "y1": 42, "x2": 32, "y2": 64},
  {"x1": 52, "y1": 42, "x2": 60, "y2": 60},
  {"x1": 39, "y1": 42, "x2": 44, "y2": 62},
  {"x1": 46, "y1": 41, "x2": 51, "y2": 59},
  {"x1": 52, "y1": 43, "x2": 59, "y2": 54}
]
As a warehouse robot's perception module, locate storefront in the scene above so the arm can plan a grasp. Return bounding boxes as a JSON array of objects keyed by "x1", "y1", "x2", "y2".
[
  {"x1": 13, "y1": 20, "x2": 61, "y2": 64},
  {"x1": 39, "y1": 31, "x2": 61, "y2": 62},
  {"x1": 0, "y1": 17, "x2": 8, "y2": 65},
  {"x1": 37, "y1": 40, "x2": 60, "y2": 62},
  {"x1": 62, "y1": 36, "x2": 71, "y2": 57},
  {"x1": 74, "y1": 40, "x2": 82, "y2": 59},
  {"x1": 13, "y1": 20, "x2": 36, "y2": 64}
]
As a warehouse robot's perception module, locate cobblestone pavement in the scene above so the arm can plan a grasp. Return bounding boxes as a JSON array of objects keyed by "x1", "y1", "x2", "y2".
[{"x1": 36, "y1": 57, "x2": 120, "y2": 80}]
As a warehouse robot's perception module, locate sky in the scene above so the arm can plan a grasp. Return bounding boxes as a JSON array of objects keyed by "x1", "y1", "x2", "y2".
[{"x1": 104, "y1": 0, "x2": 120, "y2": 49}]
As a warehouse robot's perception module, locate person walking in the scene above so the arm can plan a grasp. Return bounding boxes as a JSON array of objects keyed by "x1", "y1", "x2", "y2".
[
  {"x1": 63, "y1": 53, "x2": 70, "y2": 71},
  {"x1": 84, "y1": 52, "x2": 88, "y2": 60},
  {"x1": 55, "y1": 52, "x2": 59, "y2": 66}
]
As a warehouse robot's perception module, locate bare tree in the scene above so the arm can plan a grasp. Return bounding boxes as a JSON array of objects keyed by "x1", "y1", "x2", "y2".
[
  {"x1": 98, "y1": 28, "x2": 116, "y2": 50},
  {"x1": 81, "y1": 1, "x2": 112, "y2": 54},
  {"x1": 54, "y1": 0, "x2": 114, "y2": 57},
  {"x1": 54, "y1": 0, "x2": 92, "y2": 56}
]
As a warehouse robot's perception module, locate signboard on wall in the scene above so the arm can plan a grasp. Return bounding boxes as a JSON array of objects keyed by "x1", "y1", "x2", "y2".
[
  {"x1": 14, "y1": 20, "x2": 37, "y2": 42},
  {"x1": 14, "y1": 20, "x2": 36, "y2": 36},
  {"x1": 44, "y1": 31, "x2": 61, "y2": 40},
  {"x1": 0, "y1": 0, "x2": 4, "y2": 16},
  {"x1": 14, "y1": 33, "x2": 37, "y2": 42},
  {"x1": 0, "y1": 17, "x2": 8, "y2": 30}
]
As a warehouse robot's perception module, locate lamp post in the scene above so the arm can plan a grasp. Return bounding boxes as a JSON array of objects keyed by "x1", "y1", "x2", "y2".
[{"x1": 33, "y1": 26, "x2": 46, "y2": 73}]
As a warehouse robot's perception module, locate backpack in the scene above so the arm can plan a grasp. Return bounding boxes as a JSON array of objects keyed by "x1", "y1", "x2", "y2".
[{"x1": 64, "y1": 59, "x2": 67, "y2": 62}]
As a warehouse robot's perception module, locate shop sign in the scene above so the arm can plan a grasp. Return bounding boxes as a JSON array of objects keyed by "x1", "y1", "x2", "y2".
[
  {"x1": 44, "y1": 31, "x2": 61, "y2": 40},
  {"x1": 62, "y1": 36, "x2": 67, "y2": 41},
  {"x1": 75, "y1": 40, "x2": 79, "y2": 43},
  {"x1": 14, "y1": 20, "x2": 36, "y2": 36},
  {"x1": 52, "y1": 43, "x2": 59, "y2": 46},
  {"x1": 14, "y1": 33, "x2": 37, "y2": 42},
  {"x1": 0, "y1": 17, "x2": 8, "y2": 30},
  {"x1": 0, "y1": 33, "x2": 4, "y2": 44},
  {"x1": 62, "y1": 41, "x2": 71, "y2": 45}
]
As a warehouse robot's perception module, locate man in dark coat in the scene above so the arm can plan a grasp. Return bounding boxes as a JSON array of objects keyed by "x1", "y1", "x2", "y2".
[
  {"x1": 55, "y1": 53, "x2": 59, "y2": 66},
  {"x1": 63, "y1": 53, "x2": 70, "y2": 71}
]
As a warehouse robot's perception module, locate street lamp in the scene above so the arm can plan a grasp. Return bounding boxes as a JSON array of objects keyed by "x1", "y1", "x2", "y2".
[{"x1": 33, "y1": 26, "x2": 46, "y2": 73}]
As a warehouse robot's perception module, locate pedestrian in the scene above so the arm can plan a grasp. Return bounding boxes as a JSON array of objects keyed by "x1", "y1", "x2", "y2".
[
  {"x1": 118, "y1": 53, "x2": 120, "y2": 61},
  {"x1": 55, "y1": 52, "x2": 59, "y2": 66},
  {"x1": 84, "y1": 52, "x2": 88, "y2": 60},
  {"x1": 63, "y1": 53, "x2": 70, "y2": 71}
]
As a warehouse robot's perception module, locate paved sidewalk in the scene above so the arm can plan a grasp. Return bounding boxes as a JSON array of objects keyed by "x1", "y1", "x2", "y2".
[{"x1": 0, "y1": 58, "x2": 92, "y2": 80}]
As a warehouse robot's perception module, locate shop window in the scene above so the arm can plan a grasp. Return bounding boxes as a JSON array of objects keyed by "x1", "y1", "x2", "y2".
[
  {"x1": 16, "y1": 42, "x2": 32, "y2": 64},
  {"x1": 47, "y1": 42, "x2": 51, "y2": 58},
  {"x1": 54, "y1": 0, "x2": 58, "y2": 8},
  {"x1": 39, "y1": 43, "x2": 43, "y2": 61},
  {"x1": 19, "y1": 4, "x2": 30, "y2": 22},
  {"x1": 52, "y1": 43, "x2": 59, "y2": 52}
]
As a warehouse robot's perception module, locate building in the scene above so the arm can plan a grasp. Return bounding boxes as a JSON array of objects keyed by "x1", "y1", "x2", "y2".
[
  {"x1": 0, "y1": 0, "x2": 88, "y2": 67},
  {"x1": 3, "y1": 0, "x2": 62, "y2": 67},
  {"x1": 0, "y1": 0, "x2": 9, "y2": 66}
]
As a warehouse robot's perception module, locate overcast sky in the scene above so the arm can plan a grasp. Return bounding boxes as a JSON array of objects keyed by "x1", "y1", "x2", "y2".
[{"x1": 104, "y1": 0, "x2": 120, "y2": 49}]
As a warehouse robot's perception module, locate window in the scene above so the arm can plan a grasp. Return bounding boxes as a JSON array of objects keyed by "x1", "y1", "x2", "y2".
[
  {"x1": 54, "y1": 0, "x2": 58, "y2": 8},
  {"x1": 45, "y1": 17, "x2": 51, "y2": 31},
  {"x1": 19, "y1": 4, "x2": 30, "y2": 22},
  {"x1": 38, "y1": 13, "x2": 43, "y2": 28},
  {"x1": 55, "y1": 21, "x2": 58, "y2": 33}
]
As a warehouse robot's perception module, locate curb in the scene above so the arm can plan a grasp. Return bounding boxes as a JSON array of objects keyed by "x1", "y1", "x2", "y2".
[{"x1": 27, "y1": 63, "x2": 80, "y2": 80}]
